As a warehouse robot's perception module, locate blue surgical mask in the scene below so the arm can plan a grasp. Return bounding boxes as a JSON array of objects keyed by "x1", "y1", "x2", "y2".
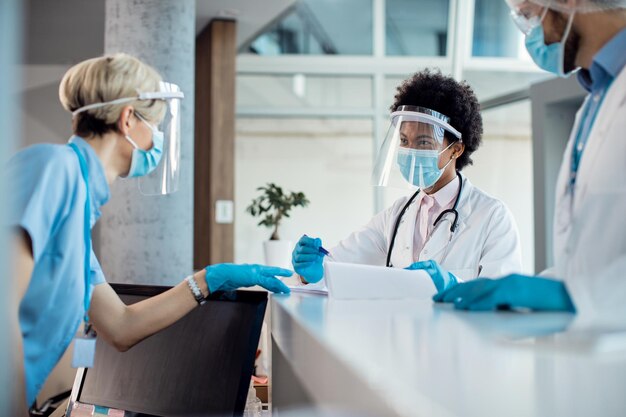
[
  {"x1": 124, "y1": 116, "x2": 164, "y2": 178},
  {"x1": 524, "y1": 12, "x2": 576, "y2": 78},
  {"x1": 396, "y1": 145, "x2": 453, "y2": 189},
  {"x1": 525, "y1": 25, "x2": 561, "y2": 74}
]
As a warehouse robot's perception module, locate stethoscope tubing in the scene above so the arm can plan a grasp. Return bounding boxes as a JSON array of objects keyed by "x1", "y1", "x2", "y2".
[{"x1": 386, "y1": 171, "x2": 464, "y2": 267}]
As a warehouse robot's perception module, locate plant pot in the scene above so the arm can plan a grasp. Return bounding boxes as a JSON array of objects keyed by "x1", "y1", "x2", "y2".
[{"x1": 263, "y1": 240, "x2": 293, "y2": 270}]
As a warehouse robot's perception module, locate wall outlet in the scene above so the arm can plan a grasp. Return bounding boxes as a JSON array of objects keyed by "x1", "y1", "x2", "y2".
[{"x1": 215, "y1": 200, "x2": 234, "y2": 224}]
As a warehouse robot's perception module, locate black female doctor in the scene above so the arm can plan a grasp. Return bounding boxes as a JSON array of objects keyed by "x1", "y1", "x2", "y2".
[{"x1": 292, "y1": 69, "x2": 522, "y2": 292}]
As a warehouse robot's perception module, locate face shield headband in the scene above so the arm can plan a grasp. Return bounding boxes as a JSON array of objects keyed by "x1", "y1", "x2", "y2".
[{"x1": 71, "y1": 82, "x2": 185, "y2": 196}]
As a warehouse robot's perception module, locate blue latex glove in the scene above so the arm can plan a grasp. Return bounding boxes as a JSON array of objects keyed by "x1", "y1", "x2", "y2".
[
  {"x1": 405, "y1": 260, "x2": 458, "y2": 292},
  {"x1": 292, "y1": 235, "x2": 325, "y2": 283},
  {"x1": 432, "y1": 274, "x2": 576, "y2": 312},
  {"x1": 204, "y1": 263, "x2": 292, "y2": 294}
]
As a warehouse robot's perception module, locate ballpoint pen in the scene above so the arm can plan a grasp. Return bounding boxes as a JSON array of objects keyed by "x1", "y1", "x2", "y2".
[
  {"x1": 303, "y1": 234, "x2": 334, "y2": 260},
  {"x1": 318, "y1": 245, "x2": 334, "y2": 261}
]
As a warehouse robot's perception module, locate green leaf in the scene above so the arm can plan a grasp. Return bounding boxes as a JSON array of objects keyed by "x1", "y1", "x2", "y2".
[{"x1": 247, "y1": 182, "x2": 310, "y2": 234}]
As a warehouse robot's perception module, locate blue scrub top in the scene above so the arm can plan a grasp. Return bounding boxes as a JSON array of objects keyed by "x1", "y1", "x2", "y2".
[{"x1": 6, "y1": 136, "x2": 110, "y2": 405}]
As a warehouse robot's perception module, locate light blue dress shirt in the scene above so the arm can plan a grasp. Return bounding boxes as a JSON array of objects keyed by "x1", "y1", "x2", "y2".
[
  {"x1": 571, "y1": 28, "x2": 626, "y2": 190},
  {"x1": 6, "y1": 136, "x2": 110, "y2": 405}
]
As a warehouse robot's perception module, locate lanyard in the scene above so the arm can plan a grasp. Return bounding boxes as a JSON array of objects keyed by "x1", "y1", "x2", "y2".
[{"x1": 68, "y1": 143, "x2": 92, "y2": 324}]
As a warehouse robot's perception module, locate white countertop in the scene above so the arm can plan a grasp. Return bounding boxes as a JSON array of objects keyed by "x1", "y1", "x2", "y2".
[{"x1": 271, "y1": 293, "x2": 626, "y2": 417}]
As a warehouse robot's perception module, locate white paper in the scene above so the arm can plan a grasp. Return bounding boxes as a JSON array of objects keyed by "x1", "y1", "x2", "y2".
[
  {"x1": 287, "y1": 278, "x2": 329, "y2": 296},
  {"x1": 324, "y1": 262, "x2": 436, "y2": 300},
  {"x1": 287, "y1": 285, "x2": 329, "y2": 296}
]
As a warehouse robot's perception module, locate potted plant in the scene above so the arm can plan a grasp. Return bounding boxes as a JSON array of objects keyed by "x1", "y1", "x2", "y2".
[{"x1": 246, "y1": 183, "x2": 310, "y2": 269}]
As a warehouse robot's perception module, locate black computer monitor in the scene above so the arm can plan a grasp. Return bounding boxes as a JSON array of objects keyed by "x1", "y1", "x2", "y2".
[{"x1": 68, "y1": 284, "x2": 268, "y2": 416}]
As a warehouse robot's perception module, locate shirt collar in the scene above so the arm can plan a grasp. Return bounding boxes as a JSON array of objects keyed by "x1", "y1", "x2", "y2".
[
  {"x1": 425, "y1": 174, "x2": 460, "y2": 208},
  {"x1": 68, "y1": 136, "x2": 111, "y2": 225},
  {"x1": 577, "y1": 28, "x2": 626, "y2": 93}
]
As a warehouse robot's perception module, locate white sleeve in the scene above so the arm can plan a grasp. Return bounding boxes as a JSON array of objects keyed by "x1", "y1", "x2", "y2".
[
  {"x1": 329, "y1": 205, "x2": 396, "y2": 267},
  {"x1": 478, "y1": 203, "x2": 523, "y2": 278},
  {"x1": 566, "y1": 256, "x2": 626, "y2": 328}
]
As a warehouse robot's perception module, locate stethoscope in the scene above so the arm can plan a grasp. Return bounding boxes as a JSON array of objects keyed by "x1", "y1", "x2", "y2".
[{"x1": 386, "y1": 171, "x2": 464, "y2": 267}]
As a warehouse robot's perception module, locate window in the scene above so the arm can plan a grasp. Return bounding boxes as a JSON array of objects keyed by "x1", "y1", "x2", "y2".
[
  {"x1": 386, "y1": 0, "x2": 450, "y2": 56},
  {"x1": 472, "y1": 0, "x2": 524, "y2": 57},
  {"x1": 237, "y1": 74, "x2": 373, "y2": 109},
  {"x1": 242, "y1": 0, "x2": 373, "y2": 56}
]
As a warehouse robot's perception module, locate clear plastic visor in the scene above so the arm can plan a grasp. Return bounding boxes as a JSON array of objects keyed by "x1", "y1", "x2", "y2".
[
  {"x1": 372, "y1": 106, "x2": 461, "y2": 189},
  {"x1": 138, "y1": 82, "x2": 183, "y2": 196},
  {"x1": 506, "y1": 0, "x2": 549, "y2": 34},
  {"x1": 506, "y1": 0, "x2": 625, "y2": 14}
]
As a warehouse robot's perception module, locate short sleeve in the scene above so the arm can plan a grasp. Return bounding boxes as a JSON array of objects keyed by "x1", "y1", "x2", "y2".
[{"x1": 5, "y1": 145, "x2": 78, "y2": 261}]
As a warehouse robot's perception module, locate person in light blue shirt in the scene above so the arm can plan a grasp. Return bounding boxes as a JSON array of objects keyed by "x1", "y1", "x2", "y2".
[
  {"x1": 8, "y1": 137, "x2": 109, "y2": 408},
  {"x1": 435, "y1": 0, "x2": 626, "y2": 322},
  {"x1": 8, "y1": 53, "x2": 292, "y2": 413}
]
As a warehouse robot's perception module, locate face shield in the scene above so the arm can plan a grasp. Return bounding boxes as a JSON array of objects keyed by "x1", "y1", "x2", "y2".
[
  {"x1": 506, "y1": 0, "x2": 549, "y2": 34},
  {"x1": 372, "y1": 105, "x2": 462, "y2": 191},
  {"x1": 71, "y1": 81, "x2": 184, "y2": 195},
  {"x1": 507, "y1": 0, "x2": 626, "y2": 17},
  {"x1": 135, "y1": 82, "x2": 183, "y2": 196}
]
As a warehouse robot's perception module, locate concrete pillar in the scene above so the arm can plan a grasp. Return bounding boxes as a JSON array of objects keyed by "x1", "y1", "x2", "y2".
[
  {"x1": 1, "y1": 0, "x2": 22, "y2": 411},
  {"x1": 100, "y1": 0, "x2": 195, "y2": 285}
]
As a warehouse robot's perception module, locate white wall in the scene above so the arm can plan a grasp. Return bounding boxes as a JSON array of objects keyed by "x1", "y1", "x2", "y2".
[
  {"x1": 466, "y1": 101, "x2": 534, "y2": 273},
  {"x1": 464, "y1": 137, "x2": 535, "y2": 273},
  {"x1": 235, "y1": 117, "x2": 374, "y2": 264}
]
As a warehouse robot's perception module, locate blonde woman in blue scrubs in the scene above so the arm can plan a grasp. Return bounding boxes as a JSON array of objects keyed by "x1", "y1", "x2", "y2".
[{"x1": 8, "y1": 53, "x2": 291, "y2": 414}]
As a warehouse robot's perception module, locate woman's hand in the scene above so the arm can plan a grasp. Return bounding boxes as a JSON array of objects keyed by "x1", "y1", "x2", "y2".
[{"x1": 204, "y1": 263, "x2": 292, "y2": 294}]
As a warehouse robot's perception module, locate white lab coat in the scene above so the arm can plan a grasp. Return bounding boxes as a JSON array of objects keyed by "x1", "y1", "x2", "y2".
[
  {"x1": 551, "y1": 65, "x2": 626, "y2": 326},
  {"x1": 330, "y1": 175, "x2": 522, "y2": 281}
]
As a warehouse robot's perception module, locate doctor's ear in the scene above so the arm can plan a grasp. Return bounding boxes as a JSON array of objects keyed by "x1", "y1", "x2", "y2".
[
  {"x1": 451, "y1": 142, "x2": 465, "y2": 159},
  {"x1": 117, "y1": 105, "x2": 136, "y2": 136}
]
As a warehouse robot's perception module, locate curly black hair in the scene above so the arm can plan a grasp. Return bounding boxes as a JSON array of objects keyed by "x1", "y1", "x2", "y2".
[{"x1": 391, "y1": 69, "x2": 483, "y2": 171}]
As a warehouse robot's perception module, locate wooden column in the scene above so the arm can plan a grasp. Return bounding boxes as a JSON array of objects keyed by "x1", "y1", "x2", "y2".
[{"x1": 194, "y1": 19, "x2": 236, "y2": 268}]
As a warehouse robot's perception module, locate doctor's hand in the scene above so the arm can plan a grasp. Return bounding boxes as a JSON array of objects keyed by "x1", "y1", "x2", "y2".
[
  {"x1": 204, "y1": 263, "x2": 292, "y2": 294},
  {"x1": 292, "y1": 235, "x2": 324, "y2": 284},
  {"x1": 432, "y1": 274, "x2": 576, "y2": 312},
  {"x1": 406, "y1": 260, "x2": 458, "y2": 292}
]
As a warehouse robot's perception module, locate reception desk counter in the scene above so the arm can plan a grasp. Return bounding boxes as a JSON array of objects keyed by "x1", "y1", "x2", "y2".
[{"x1": 271, "y1": 293, "x2": 626, "y2": 417}]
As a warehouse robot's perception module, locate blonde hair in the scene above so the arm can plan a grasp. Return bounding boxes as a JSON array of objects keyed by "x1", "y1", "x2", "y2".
[{"x1": 59, "y1": 53, "x2": 166, "y2": 136}]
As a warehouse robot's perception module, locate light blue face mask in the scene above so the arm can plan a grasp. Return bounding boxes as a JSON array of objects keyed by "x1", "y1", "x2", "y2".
[
  {"x1": 524, "y1": 11, "x2": 576, "y2": 78},
  {"x1": 125, "y1": 115, "x2": 164, "y2": 178},
  {"x1": 396, "y1": 143, "x2": 454, "y2": 189}
]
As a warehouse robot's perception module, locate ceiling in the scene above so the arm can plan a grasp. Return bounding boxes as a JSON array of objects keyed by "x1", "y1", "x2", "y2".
[{"x1": 23, "y1": 0, "x2": 294, "y2": 65}]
